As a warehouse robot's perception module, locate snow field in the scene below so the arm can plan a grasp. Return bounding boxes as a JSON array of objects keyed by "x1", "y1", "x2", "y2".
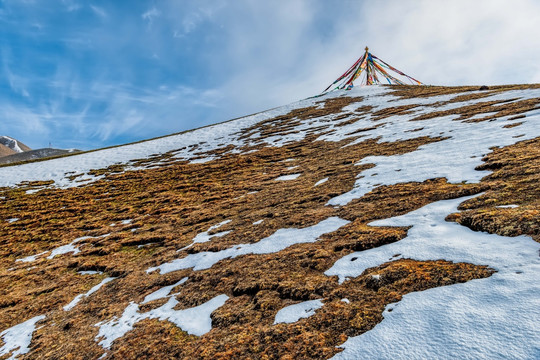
[{"x1": 327, "y1": 195, "x2": 540, "y2": 359}]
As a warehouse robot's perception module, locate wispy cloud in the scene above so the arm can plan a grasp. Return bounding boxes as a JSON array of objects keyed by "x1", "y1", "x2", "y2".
[
  {"x1": 90, "y1": 5, "x2": 107, "y2": 19},
  {"x1": 142, "y1": 6, "x2": 161, "y2": 27},
  {"x1": 61, "y1": 0, "x2": 81, "y2": 12}
]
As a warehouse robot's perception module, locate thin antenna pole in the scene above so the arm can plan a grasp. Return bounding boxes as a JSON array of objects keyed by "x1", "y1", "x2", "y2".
[{"x1": 364, "y1": 46, "x2": 370, "y2": 85}]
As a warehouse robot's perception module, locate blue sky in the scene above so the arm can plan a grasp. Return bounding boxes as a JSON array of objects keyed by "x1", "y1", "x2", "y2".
[{"x1": 2, "y1": 0, "x2": 540, "y2": 150}]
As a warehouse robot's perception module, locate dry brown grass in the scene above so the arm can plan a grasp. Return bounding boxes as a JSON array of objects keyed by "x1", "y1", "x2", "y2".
[{"x1": 448, "y1": 138, "x2": 540, "y2": 242}]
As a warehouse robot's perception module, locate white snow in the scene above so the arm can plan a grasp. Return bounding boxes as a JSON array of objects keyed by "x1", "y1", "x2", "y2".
[
  {"x1": 148, "y1": 217, "x2": 349, "y2": 274},
  {"x1": 273, "y1": 299, "x2": 324, "y2": 324},
  {"x1": 496, "y1": 204, "x2": 519, "y2": 208},
  {"x1": 95, "y1": 294, "x2": 228, "y2": 349},
  {"x1": 274, "y1": 173, "x2": 301, "y2": 181},
  {"x1": 0, "y1": 315, "x2": 45, "y2": 360},
  {"x1": 16, "y1": 251, "x2": 47, "y2": 263},
  {"x1": 0, "y1": 136, "x2": 24, "y2": 153},
  {"x1": 253, "y1": 220, "x2": 264, "y2": 225},
  {"x1": 178, "y1": 220, "x2": 232, "y2": 252},
  {"x1": 191, "y1": 220, "x2": 231, "y2": 244},
  {"x1": 64, "y1": 277, "x2": 115, "y2": 311},
  {"x1": 6, "y1": 218, "x2": 19, "y2": 223},
  {"x1": 326, "y1": 195, "x2": 540, "y2": 359},
  {"x1": 47, "y1": 234, "x2": 108, "y2": 260},
  {"x1": 47, "y1": 242, "x2": 80, "y2": 259},
  {"x1": 142, "y1": 277, "x2": 188, "y2": 304},
  {"x1": 314, "y1": 177, "x2": 329, "y2": 186},
  {"x1": 78, "y1": 270, "x2": 102, "y2": 275},
  {"x1": 326, "y1": 104, "x2": 540, "y2": 206}
]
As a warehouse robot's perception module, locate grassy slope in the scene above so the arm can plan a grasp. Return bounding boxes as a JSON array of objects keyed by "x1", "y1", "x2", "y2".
[{"x1": 0, "y1": 85, "x2": 538, "y2": 359}]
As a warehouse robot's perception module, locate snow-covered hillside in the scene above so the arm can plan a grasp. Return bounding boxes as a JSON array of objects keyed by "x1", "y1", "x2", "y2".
[{"x1": 0, "y1": 85, "x2": 539, "y2": 359}]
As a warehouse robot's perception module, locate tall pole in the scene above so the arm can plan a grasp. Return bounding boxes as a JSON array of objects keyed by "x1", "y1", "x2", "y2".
[{"x1": 364, "y1": 46, "x2": 370, "y2": 85}]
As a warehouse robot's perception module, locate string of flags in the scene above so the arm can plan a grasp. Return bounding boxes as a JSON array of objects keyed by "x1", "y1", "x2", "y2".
[{"x1": 323, "y1": 47, "x2": 422, "y2": 93}]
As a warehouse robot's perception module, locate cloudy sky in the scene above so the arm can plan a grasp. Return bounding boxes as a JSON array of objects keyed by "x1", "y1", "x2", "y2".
[{"x1": 1, "y1": 0, "x2": 540, "y2": 150}]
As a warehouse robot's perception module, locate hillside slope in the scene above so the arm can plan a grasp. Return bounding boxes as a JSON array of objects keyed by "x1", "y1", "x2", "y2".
[
  {"x1": 0, "y1": 148, "x2": 80, "y2": 165},
  {"x1": 0, "y1": 144, "x2": 16, "y2": 158},
  {"x1": 0, "y1": 85, "x2": 539, "y2": 359},
  {"x1": 0, "y1": 136, "x2": 31, "y2": 154}
]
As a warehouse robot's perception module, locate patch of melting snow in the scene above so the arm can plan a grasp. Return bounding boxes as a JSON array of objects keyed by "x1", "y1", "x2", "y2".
[
  {"x1": 178, "y1": 220, "x2": 232, "y2": 252},
  {"x1": 327, "y1": 195, "x2": 540, "y2": 359},
  {"x1": 149, "y1": 217, "x2": 349, "y2": 274},
  {"x1": 273, "y1": 299, "x2": 324, "y2": 324},
  {"x1": 314, "y1": 177, "x2": 329, "y2": 186},
  {"x1": 253, "y1": 220, "x2": 263, "y2": 225},
  {"x1": 78, "y1": 270, "x2": 103, "y2": 275},
  {"x1": 6, "y1": 218, "x2": 19, "y2": 223},
  {"x1": 496, "y1": 204, "x2": 519, "y2": 208},
  {"x1": 46, "y1": 234, "x2": 109, "y2": 260},
  {"x1": 0, "y1": 315, "x2": 45, "y2": 360},
  {"x1": 142, "y1": 277, "x2": 188, "y2": 304},
  {"x1": 16, "y1": 251, "x2": 47, "y2": 263},
  {"x1": 192, "y1": 220, "x2": 232, "y2": 244},
  {"x1": 64, "y1": 277, "x2": 116, "y2": 311},
  {"x1": 120, "y1": 219, "x2": 133, "y2": 225},
  {"x1": 95, "y1": 294, "x2": 228, "y2": 349},
  {"x1": 25, "y1": 188, "x2": 45, "y2": 195},
  {"x1": 274, "y1": 173, "x2": 301, "y2": 181}
]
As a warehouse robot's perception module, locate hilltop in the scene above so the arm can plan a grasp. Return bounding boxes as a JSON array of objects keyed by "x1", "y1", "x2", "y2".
[
  {"x1": 0, "y1": 136, "x2": 82, "y2": 166},
  {"x1": 0, "y1": 85, "x2": 539, "y2": 359}
]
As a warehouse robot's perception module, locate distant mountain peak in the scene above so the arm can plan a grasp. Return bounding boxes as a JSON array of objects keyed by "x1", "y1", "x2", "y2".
[{"x1": 0, "y1": 136, "x2": 31, "y2": 153}]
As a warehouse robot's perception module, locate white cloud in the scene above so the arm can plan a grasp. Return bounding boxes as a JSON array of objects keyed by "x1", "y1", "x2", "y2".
[
  {"x1": 90, "y1": 5, "x2": 107, "y2": 19},
  {"x1": 142, "y1": 6, "x2": 161, "y2": 26},
  {"x1": 61, "y1": 0, "x2": 81, "y2": 12}
]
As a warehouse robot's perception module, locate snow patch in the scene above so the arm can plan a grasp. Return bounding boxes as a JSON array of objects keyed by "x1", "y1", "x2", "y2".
[
  {"x1": 142, "y1": 277, "x2": 188, "y2": 304},
  {"x1": 314, "y1": 177, "x2": 329, "y2": 186},
  {"x1": 148, "y1": 217, "x2": 349, "y2": 274},
  {"x1": 274, "y1": 299, "x2": 323, "y2": 324},
  {"x1": 95, "y1": 294, "x2": 228, "y2": 349},
  {"x1": 274, "y1": 173, "x2": 301, "y2": 181},
  {"x1": 191, "y1": 220, "x2": 231, "y2": 244},
  {"x1": 64, "y1": 277, "x2": 116, "y2": 311},
  {"x1": 16, "y1": 251, "x2": 47, "y2": 263},
  {"x1": 0, "y1": 315, "x2": 45, "y2": 360},
  {"x1": 78, "y1": 270, "x2": 103, "y2": 275},
  {"x1": 496, "y1": 204, "x2": 519, "y2": 208},
  {"x1": 47, "y1": 234, "x2": 108, "y2": 260}
]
